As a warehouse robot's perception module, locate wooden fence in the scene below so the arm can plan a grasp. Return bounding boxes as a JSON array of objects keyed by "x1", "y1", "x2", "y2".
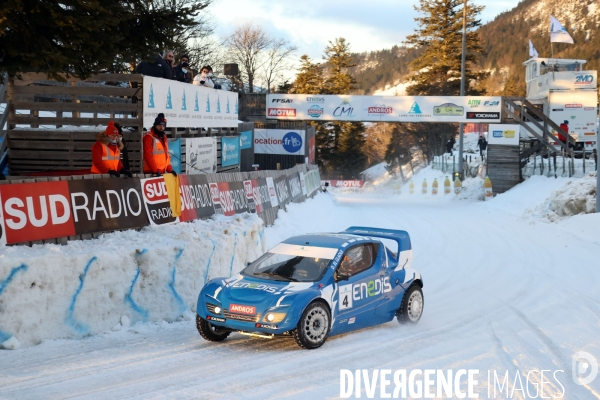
[{"x1": 3, "y1": 73, "x2": 247, "y2": 176}]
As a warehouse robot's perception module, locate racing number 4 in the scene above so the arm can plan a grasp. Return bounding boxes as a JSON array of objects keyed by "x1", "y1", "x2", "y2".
[{"x1": 339, "y1": 284, "x2": 353, "y2": 311}]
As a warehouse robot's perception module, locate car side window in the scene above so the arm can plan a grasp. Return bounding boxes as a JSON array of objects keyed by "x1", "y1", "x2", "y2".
[{"x1": 337, "y1": 243, "x2": 379, "y2": 278}]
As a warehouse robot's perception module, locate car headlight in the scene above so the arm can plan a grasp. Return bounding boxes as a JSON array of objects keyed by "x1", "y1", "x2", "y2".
[
  {"x1": 214, "y1": 306, "x2": 222, "y2": 314},
  {"x1": 263, "y1": 312, "x2": 286, "y2": 323}
]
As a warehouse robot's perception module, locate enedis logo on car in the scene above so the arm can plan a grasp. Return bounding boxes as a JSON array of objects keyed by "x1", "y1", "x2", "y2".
[
  {"x1": 338, "y1": 277, "x2": 392, "y2": 311},
  {"x1": 232, "y1": 281, "x2": 278, "y2": 293}
]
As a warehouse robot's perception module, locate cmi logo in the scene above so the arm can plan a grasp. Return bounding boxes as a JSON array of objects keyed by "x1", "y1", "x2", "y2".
[{"x1": 575, "y1": 75, "x2": 594, "y2": 84}]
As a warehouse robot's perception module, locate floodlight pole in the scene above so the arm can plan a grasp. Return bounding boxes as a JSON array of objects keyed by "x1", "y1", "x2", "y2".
[{"x1": 458, "y1": 0, "x2": 467, "y2": 180}]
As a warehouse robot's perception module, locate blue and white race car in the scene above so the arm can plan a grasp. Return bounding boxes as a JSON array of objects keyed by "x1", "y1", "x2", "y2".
[{"x1": 196, "y1": 226, "x2": 423, "y2": 349}]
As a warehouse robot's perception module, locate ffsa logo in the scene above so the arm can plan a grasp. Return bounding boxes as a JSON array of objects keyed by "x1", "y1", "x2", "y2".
[{"x1": 272, "y1": 99, "x2": 293, "y2": 103}]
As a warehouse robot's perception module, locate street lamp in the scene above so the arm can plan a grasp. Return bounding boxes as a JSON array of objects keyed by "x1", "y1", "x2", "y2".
[{"x1": 458, "y1": 0, "x2": 467, "y2": 179}]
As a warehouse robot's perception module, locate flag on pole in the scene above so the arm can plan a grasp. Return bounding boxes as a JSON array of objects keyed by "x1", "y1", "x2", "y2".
[
  {"x1": 528, "y1": 39, "x2": 539, "y2": 58},
  {"x1": 550, "y1": 16, "x2": 574, "y2": 44}
]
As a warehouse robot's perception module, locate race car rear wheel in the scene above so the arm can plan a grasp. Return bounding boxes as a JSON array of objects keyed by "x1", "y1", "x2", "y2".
[
  {"x1": 396, "y1": 285, "x2": 424, "y2": 324},
  {"x1": 196, "y1": 315, "x2": 230, "y2": 342},
  {"x1": 292, "y1": 302, "x2": 331, "y2": 349}
]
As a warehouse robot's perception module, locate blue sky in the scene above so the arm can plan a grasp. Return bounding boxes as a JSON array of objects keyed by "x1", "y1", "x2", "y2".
[{"x1": 210, "y1": 0, "x2": 521, "y2": 60}]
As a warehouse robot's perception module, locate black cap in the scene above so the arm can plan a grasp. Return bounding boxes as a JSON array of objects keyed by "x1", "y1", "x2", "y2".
[{"x1": 154, "y1": 113, "x2": 166, "y2": 128}]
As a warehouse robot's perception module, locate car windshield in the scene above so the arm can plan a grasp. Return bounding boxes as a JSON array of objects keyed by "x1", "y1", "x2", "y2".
[{"x1": 241, "y1": 244, "x2": 337, "y2": 282}]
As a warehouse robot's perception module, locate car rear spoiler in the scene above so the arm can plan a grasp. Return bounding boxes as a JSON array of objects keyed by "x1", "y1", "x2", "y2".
[{"x1": 343, "y1": 227, "x2": 411, "y2": 261}]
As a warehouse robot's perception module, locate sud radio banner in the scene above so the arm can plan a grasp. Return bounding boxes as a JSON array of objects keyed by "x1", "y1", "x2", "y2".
[
  {"x1": 0, "y1": 169, "x2": 320, "y2": 244},
  {"x1": 266, "y1": 94, "x2": 502, "y2": 123},
  {"x1": 254, "y1": 129, "x2": 306, "y2": 155},
  {"x1": 143, "y1": 76, "x2": 238, "y2": 128}
]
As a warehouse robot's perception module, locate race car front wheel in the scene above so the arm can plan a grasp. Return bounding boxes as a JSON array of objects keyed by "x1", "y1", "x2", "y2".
[
  {"x1": 196, "y1": 315, "x2": 230, "y2": 342},
  {"x1": 292, "y1": 302, "x2": 331, "y2": 349},
  {"x1": 396, "y1": 285, "x2": 424, "y2": 324}
]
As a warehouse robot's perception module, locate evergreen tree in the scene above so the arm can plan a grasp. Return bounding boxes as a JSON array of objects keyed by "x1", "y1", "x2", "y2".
[
  {"x1": 336, "y1": 122, "x2": 367, "y2": 178},
  {"x1": 502, "y1": 74, "x2": 524, "y2": 96},
  {"x1": 0, "y1": 0, "x2": 209, "y2": 80},
  {"x1": 289, "y1": 55, "x2": 324, "y2": 94},
  {"x1": 405, "y1": 0, "x2": 488, "y2": 96},
  {"x1": 385, "y1": 124, "x2": 414, "y2": 181},
  {"x1": 322, "y1": 38, "x2": 356, "y2": 95}
]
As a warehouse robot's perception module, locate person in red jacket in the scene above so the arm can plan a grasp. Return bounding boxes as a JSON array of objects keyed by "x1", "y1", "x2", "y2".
[
  {"x1": 143, "y1": 113, "x2": 175, "y2": 176},
  {"x1": 558, "y1": 120, "x2": 569, "y2": 143},
  {"x1": 91, "y1": 121, "x2": 131, "y2": 177}
]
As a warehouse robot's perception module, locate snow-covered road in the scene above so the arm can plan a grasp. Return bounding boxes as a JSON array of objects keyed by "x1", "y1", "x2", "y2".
[{"x1": 1, "y1": 174, "x2": 600, "y2": 399}]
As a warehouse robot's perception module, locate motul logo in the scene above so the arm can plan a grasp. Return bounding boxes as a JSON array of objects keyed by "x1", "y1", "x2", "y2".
[
  {"x1": 368, "y1": 107, "x2": 393, "y2": 114},
  {"x1": 229, "y1": 304, "x2": 256, "y2": 315},
  {"x1": 268, "y1": 108, "x2": 296, "y2": 117}
]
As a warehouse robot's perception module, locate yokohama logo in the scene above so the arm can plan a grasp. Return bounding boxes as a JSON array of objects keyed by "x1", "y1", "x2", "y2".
[
  {"x1": 368, "y1": 107, "x2": 393, "y2": 114},
  {"x1": 268, "y1": 108, "x2": 296, "y2": 117},
  {"x1": 229, "y1": 304, "x2": 256, "y2": 315}
]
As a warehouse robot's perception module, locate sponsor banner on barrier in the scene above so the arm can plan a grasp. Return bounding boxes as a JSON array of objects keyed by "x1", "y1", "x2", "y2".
[
  {"x1": 488, "y1": 124, "x2": 520, "y2": 145},
  {"x1": 209, "y1": 182, "x2": 248, "y2": 217},
  {"x1": 274, "y1": 175, "x2": 292, "y2": 207},
  {"x1": 0, "y1": 181, "x2": 76, "y2": 244},
  {"x1": 254, "y1": 129, "x2": 306, "y2": 155},
  {"x1": 287, "y1": 173, "x2": 305, "y2": 202},
  {"x1": 143, "y1": 76, "x2": 238, "y2": 128},
  {"x1": 322, "y1": 180, "x2": 364, "y2": 188},
  {"x1": 221, "y1": 136, "x2": 241, "y2": 167},
  {"x1": 308, "y1": 135, "x2": 316, "y2": 164},
  {"x1": 265, "y1": 177, "x2": 279, "y2": 207},
  {"x1": 168, "y1": 138, "x2": 182, "y2": 174},
  {"x1": 240, "y1": 130, "x2": 253, "y2": 150},
  {"x1": 180, "y1": 174, "x2": 214, "y2": 220},
  {"x1": 141, "y1": 177, "x2": 179, "y2": 225},
  {"x1": 265, "y1": 94, "x2": 502, "y2": 123},
  {"x1": 68, "y1": 178, "x2": 148, "y2": 235},
  {"x1": 299, "y1": 172, "x2": 307, "y2": 196},
  {"x1": 243, "y1": 180, "x2": 256, "y2": 213},
  {"x1": 185, "y1": 137, "x2": 217, "y2": 174},
  {"x1": 304, "y1": 169, "x2": 321, "y2": 195}
]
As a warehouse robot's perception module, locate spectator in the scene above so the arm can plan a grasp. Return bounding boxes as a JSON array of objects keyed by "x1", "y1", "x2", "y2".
[
  {"x1": 477, "y1": 135, "x2": 488, "y2": 158},
  {"x1": 113, "y1": 122, "x2": 131, "y2": 174},
  {"x1": 193, "y1": 65, "x2": 215, "y2": 88},
  {"x1": 558, "y1": 120, "x2": 569, "y2": 144},
  {"x1": 91, "y1": 121, "x2": 131, "y2": 177},
  {"x1": 135, "y1": 53, "x2": 173, "y2": 79},
  {"x1": 174, "y1": 61, "x2": 192, "y2": 83},
  {"x1": 163, "y1": 50, "x2": 175, "y2": 77},
  {"x1": 143, "y1": 113, "x2": 176, "y2": 176},
  {"x1": 175, "y1": 54, "x2": 194, "y2": 82},
  {"x1": 445, "y1": 139, "x2": 454, "y2": 156}
]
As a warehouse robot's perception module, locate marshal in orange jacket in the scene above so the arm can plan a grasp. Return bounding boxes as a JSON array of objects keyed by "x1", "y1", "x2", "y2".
[
  {"x1": 143, "y1": 128, "x2": 173, "y2": 173},
  {"x1": 91, "y1": 131, "x2": 124, "y2": 174}
]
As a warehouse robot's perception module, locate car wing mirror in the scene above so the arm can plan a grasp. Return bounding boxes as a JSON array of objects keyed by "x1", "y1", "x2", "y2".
[{"x1": 335, "y1": 271, "x2": 350, "y2": 282}]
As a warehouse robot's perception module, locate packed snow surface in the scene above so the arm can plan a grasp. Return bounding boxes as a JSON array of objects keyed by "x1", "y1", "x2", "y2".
[{"x1": 1, "y1": 167, "x2": 600, "y2": 399}]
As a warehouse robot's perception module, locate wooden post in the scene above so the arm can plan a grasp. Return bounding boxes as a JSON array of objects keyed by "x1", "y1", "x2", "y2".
[
  {"x1": 71, "y1": 80, "x2": 80, "y2": 119},
  {"x1": 533, "y1": 155, "x2": 536, "y2": 176},
  {"x1": 562, "y1": 149, "x2": 565, "y2": 176},
  {"x1": 553, "y1": 153, "x2": 557, "y2": 178}
]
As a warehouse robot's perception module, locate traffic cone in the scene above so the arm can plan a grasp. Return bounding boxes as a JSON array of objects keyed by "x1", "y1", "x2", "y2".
[
  {"x1": 432, "y1": 178, "x2": 438, "y2": 195},
  {"x1": 484, "y1": 175, "x2": 493, "y2": 200},
  {"x1": 454, "y1": 174, "x2": 462, "y2": 195},
  {"x1": 422, "y1": 179, "x2": 428, "y2": 194},
  {"x1": 409, "y1": 180, "x2": 414, "y2": 194},
  {"x1": 444, "y1": 176, "x2": 451, "y2": 194}
]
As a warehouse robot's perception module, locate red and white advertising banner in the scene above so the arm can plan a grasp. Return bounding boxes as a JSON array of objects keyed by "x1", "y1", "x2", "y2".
[
  {"x1": 140, "y1": 177, "x2": 179, "y2": 225},
  {"x1": 321, "y1": 180, "x2": 364, "y2": 188},
  {"x1": 0, "y1": 182, "x2": 75, "y2": 244}
]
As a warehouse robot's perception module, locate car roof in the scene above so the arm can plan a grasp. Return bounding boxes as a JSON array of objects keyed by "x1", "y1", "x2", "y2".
[{"x1": 282, "y1": 233, "x2": 376, "y2": 249}]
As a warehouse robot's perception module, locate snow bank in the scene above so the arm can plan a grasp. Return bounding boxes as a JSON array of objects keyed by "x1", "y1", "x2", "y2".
[
  {"x1": 528, "y1": 172, "x2": 597, "y2": 221},
  {"x1": 0, "y1": 214, "x2": 265, "y2": 347}
]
